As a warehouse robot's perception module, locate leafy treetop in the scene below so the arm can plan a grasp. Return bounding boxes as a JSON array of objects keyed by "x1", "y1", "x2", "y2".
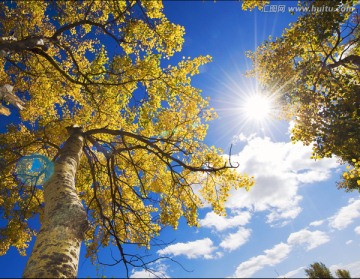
[{"x1": 245, "y1": 0, "x2": 360, "y2": 191}]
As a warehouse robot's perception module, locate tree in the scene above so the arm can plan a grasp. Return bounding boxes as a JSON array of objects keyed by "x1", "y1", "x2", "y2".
[
  {"x1": 245, "y1": 0, "x2": 360, "y2": 191},
  {"x1": 335, "y1": 269, "x2": 351, "y2": 278},
  {"x1": 305, "y1": 262, "x2": 334, "y2": 278},
  {"x1": 0, "y1": 1, "x2": 254, "y2": 278},
  {"x1": 304, "y1": 262, "x2": 351, "y2": 278}
]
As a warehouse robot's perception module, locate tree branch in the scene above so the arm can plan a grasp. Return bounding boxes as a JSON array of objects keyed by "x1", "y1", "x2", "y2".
[
  {"x1": 85, "y1": 128, "x2": 234, "y2": 173},
  {"x1": 0, "y1": 36, "x2": 49, "y2": 56},
  {"x1": 327, "y1": 54, "x2": 360, "y2": 70}
]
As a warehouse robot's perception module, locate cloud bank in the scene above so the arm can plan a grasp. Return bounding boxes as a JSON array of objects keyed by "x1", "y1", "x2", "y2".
[
  {"x1": 231, "y1": 228, "x2": 330, "y2": 277},
  {"x1": 329, "y1": 198, "x2": 360, "y2": 230},
  {"x1": 226, "y1": 135, "x2": 339, "y2": 225}
]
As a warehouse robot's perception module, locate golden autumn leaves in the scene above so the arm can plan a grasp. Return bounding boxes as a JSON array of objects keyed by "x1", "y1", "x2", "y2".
[{"x1": 0, "y1": 0, "x2": 254, "y2": 266}]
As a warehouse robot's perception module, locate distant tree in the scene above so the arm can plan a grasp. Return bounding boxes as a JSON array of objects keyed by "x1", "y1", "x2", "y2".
[
  {"x1": 335, "y1": 269, "x2": 351, "y2": 278},
  {"x1": 305, "y1": 262, "x2": 352, "y2": 278},
  {"x1": 305, "y1": 262, "x2": 334, "y2": 278},
  {"x1": 245, "y1": 0, "x2": 360, "y2": 191}
]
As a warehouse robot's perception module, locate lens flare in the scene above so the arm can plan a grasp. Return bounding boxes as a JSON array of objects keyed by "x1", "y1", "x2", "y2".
[
  {"x1": 15, "y1": 154, "x2": 54, "y2": 186},
  {"x1": 244, "y1": 94, "x2": 272, "y2": 121}
]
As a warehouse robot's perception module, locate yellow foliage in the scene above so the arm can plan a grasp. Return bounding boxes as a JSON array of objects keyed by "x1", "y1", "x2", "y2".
[
  {"x1": 241, "y1": 0, "x2": 269, "y2": 11},
  {"x1": 341, "y1": 159, "x2": 360, "y2": 191},
  {"x1": 0, "y1": 0, "x2": 254, "y2": 261}
]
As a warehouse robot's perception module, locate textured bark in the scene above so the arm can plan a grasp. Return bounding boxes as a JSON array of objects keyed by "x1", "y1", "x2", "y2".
[
  {"x1": 23, "y1": 128, "x2": 88, "y2": 278},
  {"x1": 0, "y1": 84, "x2": 25, "y2": 116},
  {"x1": 0, "y1": 36, "x2": 48, "y2": 56}
]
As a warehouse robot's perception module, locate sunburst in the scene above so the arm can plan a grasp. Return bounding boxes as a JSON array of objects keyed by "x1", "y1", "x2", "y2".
[{"x1": 243, "y1": 93, "x2": 273, "y2": 122}]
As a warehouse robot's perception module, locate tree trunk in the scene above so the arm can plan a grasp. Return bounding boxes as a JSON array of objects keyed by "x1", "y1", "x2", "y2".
[{"x1": 23, "y1": 127, "x2": 88, "y2": 278}]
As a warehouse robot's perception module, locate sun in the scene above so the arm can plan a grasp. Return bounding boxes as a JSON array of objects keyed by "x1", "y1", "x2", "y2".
[
  {"x1": 210, "y1": 75, "x2": 281, "y2": 142},
  {"x1": 243, "y1": 94, "x2": 272, "y2": 121}
]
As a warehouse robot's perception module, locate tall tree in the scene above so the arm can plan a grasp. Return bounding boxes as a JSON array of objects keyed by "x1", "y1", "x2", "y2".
[
  {"x1": 245, "y1": 0, "x2": 360, "y2": 191},
  {"x1": 0, "y1": 1, "x2": 254, "y2": 277}
]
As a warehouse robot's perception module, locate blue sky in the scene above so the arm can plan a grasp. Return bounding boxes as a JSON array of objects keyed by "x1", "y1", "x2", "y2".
[{"x1": 1, "y1": 1, "x2": 360, "y2": 278}]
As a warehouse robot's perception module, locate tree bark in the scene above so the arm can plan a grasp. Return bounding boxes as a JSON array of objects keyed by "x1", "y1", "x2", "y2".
[
  {"x1": 0, "y1": 36, "x2": 48, "y2": 56},
  {"x1": 0, "y1": 84, "x2": 25, "y2": 116},
  {"x1": 327, "y1": 54, "x2": 360, "y2": 70},
  {"x1": 23, "y1": 127, "x2": 88, "y2": 278}
]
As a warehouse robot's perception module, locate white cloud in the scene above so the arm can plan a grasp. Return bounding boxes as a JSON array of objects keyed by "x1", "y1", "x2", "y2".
[
  {"x1": 130, "y1": 262, "x2": 169, "y2": 278},
  {"x1": 215, "y1": 251, "x2": 224, "y2": 258},
  {"x1": 355, "y1": 226, "x2": 360, "y2": 235},
  {"x1": 266, "y1": 203, "x2": 302, "y2": 224},
  {"x1": 230, "y1": 224, "x2": 335, "y2": 278},
  {"x1": 232, "y1": 243, "x2": 291, "y2": 278},
  {"x1": 296, "y1": 169, "x2": 333, "y2": 184},
  {"x1": 157, "y1": 238, "x2": 217, "y2": 260},
  {"x1": 287, "y1": 229, "x2": 330, "y2": 251},
  {"x1": 200, "y1": 210, "x2": 251, "y2": 231},
  {"x1": 278, "y1": 266, "x2": 305, "y2": 278},
  {"x1": 346, "y1": 240, "x2": 353, "y2": 245},
  {"x1": 232, "y1": 132, "x2": 257, "y2": 143},
  {"x1": 309, "y1": 220, "x2": 324, "y2": 227},
  {"x1": 226, "y1": 136, "x2": 339, "y2": 224},
  {"x1": 131, "y1": 270, "x2": 160, "y2": 278},
  {"x1": 219, "y1": 227, "x2": 251, "y2": 251},
  {"x1": 329, "y1": 198, "x2": 360, "y2": 230}
]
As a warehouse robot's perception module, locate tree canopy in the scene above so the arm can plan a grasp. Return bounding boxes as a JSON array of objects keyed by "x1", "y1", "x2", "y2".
[
  {"x1": 0, "y1": 1, "x2": 254, "y2": 276},
  {"x1": 305, "y1": 262, "x2": 351, "y2": 278},
  {"x1": 246, "y1": 0, "x2": 360, "y2": 191}
]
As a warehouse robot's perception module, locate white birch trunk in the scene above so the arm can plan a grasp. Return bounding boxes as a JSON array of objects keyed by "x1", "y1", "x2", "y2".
[{"x1": 23, "y1": 127, "x2": 88, "y2": 278}]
